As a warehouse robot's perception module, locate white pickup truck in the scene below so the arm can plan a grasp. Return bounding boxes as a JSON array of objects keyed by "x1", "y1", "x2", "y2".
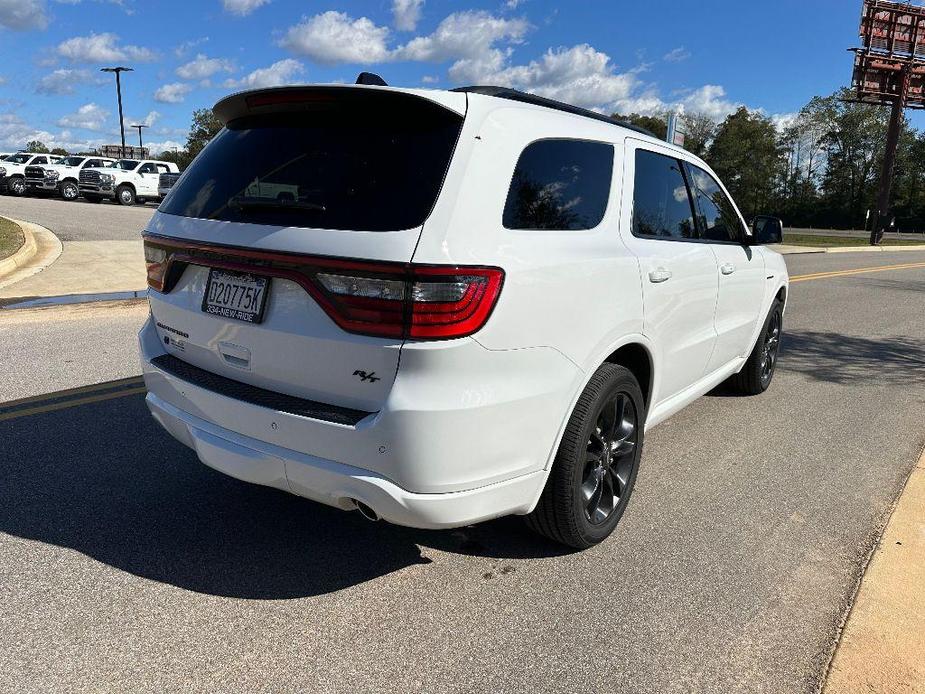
[
  {"x1": 0, "y1": 153, "x2": 64, "y2": 196},
  {"x1": 24, "y1": 155, "x2": 115, "y2": 200},
  {"x1": 79, "y1": 158, "x2": 180, "y2": 205}
]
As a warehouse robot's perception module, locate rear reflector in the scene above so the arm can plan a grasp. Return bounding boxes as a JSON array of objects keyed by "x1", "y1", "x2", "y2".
[{"x1": 143, "y1": 235, "x2": 504, "y2": 341}]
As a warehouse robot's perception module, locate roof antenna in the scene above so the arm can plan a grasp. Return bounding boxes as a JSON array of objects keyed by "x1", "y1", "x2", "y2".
[{"x1": 356, "y1": 72, "x2": 388, "y2": 86}]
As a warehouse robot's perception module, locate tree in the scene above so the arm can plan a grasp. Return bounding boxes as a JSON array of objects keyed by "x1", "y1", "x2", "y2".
[
  {"x1": 679, "y1": 112, "x2": 716, "y2": 158},
  {"x1": 25, "y1": 140, "x2": 49, "y2": 153},
  {"x1": 612, "y1": 112, "x2": 668, "y2": 140},
  {"x1": 50, "y1": 147, "x2": 69, "y2": 156},
  {"x1": 707, "y1": 107, "x2": 784, "y2": 219},
  {"x1": 186, "y1": 108, "x2": 223, "y2": 161}
]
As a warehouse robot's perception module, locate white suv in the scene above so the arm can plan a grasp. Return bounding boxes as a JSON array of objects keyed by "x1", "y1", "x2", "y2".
[
  {"x1": 79, "y1": 158, "x2": 180, "y2": 205},
  {"x1": 139, "y1": 84, "x2": 788, "y2": 548}
]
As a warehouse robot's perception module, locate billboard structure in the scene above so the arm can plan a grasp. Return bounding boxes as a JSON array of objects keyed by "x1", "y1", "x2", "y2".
[{"x1": 851, "y1": 1, "x2": 925, "y2": 243}]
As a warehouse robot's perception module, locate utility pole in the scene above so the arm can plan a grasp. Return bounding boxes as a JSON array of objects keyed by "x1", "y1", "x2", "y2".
[
  {"x1": 100, "y1": 66, "x2": 134, "y2": 159},
  {"x1": 130, "y1": 123, "x2": 149, "y2": 153},
  {"x1": 871, "y1": 65, "x2": 910, "y2": 245}
]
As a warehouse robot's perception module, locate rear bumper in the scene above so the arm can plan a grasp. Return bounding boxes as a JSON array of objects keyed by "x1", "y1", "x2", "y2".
[
  {"x1": 146, "y1": 391, "x2": 546, "y2": 529},
  {"x1": 139, "y1": 315, "x2": 580, "y2": 528}
]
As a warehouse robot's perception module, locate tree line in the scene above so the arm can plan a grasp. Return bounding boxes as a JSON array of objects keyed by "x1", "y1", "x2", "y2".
[{"x1": 616, "y1": 88, "x2": 925, "y2": 233}]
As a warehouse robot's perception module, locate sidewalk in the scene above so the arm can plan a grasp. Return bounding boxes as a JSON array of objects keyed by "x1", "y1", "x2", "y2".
[
  {"x1": 824, "y1": 447, "x2": 925, "y2": 693},
  {"x1": 0, "y1": 218, "x2": 145, "y2": 305}
]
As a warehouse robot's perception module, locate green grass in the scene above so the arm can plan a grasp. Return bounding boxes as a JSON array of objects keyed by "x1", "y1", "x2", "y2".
[
  {"x1": 0, "y1": 217, "x2": 24, "y2": 261},
  {"x1": 783, "y1": 233, "x2": 925, "y2": 248}
]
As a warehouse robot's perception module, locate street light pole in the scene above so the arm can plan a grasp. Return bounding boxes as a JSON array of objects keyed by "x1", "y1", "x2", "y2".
[
  {"x1": 130, "y1": 123, "x2": 149, "y2": 154},
  {"x1": 100, "y1": 66, "x2": 134, "y2": 159}
]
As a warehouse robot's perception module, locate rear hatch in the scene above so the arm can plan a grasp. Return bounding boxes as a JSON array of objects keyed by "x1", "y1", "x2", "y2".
[{"x1": 144, "y1": 86, "x2": 467, "y2": 413}]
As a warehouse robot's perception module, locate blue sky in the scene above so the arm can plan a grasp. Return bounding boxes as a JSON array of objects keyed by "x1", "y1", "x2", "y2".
[{"x1": 1, "y1": 0, "x2": 921, "y2": 153}]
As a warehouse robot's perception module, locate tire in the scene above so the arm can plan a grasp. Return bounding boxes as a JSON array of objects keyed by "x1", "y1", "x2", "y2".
[
  {"x1": 60, "y1": 180, "x2": 79, "y2": 201},
  {"x1": 7, "y1": 177, "x2": 25, "y2": 197},
  {"x1": 526, "y1": 363, "x2": 645, "y2": 549},
  {"x1": 83, "y1": 194, "x2": 101, "y2": 203},
  {"x1": 116, "y1": 184, "x2": 136, "y2": 206},
  {"x1": 730, "y1": 299, "x2": 783, "y2": 395}
]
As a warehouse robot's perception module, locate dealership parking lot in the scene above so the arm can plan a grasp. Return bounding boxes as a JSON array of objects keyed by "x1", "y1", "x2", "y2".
[
  {"x1": 0, "y1": 193, "x2": 155, "y2": 242},
  {"x1": 1, "y1": 244, "x2": 924, "y2": 692}
]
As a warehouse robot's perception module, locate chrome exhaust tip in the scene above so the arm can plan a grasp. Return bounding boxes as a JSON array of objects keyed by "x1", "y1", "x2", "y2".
[{"x1": 353, "y1": 500, "x2": 380, "y2": 522}]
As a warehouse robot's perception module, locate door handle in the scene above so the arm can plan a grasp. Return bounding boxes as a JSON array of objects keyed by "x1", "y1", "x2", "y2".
[
  {"x1": 648, "y1": 268, "x2": 672, "y2": 284},
  {"x1": 720, "y1": 263, "x2": 736, "y2": 275}
]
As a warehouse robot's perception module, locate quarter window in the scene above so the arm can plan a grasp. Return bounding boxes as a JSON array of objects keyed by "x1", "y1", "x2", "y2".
[
  {"x1": 686, "y1": 164, "x2": 746, "y2": 243},
  {"x1": 503, "y1": 139, "x2": 613, "y2": 231},
  {"x1": 631, "y1": 150, "x2": 696, "y2": 240}
]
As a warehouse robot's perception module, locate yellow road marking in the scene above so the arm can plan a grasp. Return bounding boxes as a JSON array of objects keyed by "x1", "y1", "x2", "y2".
[
  {"x1": 0, "y1": 386, "x2": 148, "y2": 422},
  {"x1": 791, "y1": 261, "x2": 925, "y2": 283},
  {"x1": 0, "y1": 376, "x2": 144, "y2": 409}
]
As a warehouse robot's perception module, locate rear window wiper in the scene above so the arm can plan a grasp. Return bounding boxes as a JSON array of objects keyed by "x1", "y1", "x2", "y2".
[{"x1": 229, "y1": 196, "x2": 326, "y2": 213}]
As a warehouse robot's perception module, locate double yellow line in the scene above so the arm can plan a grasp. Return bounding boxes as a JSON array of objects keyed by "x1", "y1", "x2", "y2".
[
  {"x1": 791, "y1": 260, "x2": 925, "y2": 284},
  {"x1": 0, "y1": 376, "x2": 146, "y2": 422}
]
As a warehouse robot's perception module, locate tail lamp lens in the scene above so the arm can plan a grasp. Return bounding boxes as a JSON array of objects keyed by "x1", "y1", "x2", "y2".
[
  {"x1": 313, "y1": 266, "x2": 503, "y2": 340},
  {"x1": 144, "y1": 244, "x2": 168, "y2": 292},
  {"x1": 143, "y1": 237, "x2": 503, "y2": 340}
]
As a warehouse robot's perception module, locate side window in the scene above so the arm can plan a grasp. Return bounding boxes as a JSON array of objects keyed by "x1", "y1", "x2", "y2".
[
  {"x1": 138, "y1": 163, "x2": 157, "y2": 174},
  {"x1": 84, "y1": 159, "x2": 100, "y2": 168},
  {"x1": 503, "y1": 139, "x2": 613, "y2": 231},
  {"x1": 631, "y1": 149, "x2": 697, "y2": 240},
  {"x1": 686, "y1": 165, "x2": 746, "y2": 243},
  {"x1": 156, "y1": 164, "x2": 170, "y2": 173},
  {"x1": 33, "y1": 156, "x2": 47, "y2": 165}
]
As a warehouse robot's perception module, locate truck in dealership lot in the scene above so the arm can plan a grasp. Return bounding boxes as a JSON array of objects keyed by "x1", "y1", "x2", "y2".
[
  {"x1": 24, "y1": 155, "x2": 115, "y2": 200},
  {"x1": 79, "y1": 158, "x2": 180, "y2": 205},
  {"x1": 0, "y1": 153, "x2": 64, "y2": 196}
]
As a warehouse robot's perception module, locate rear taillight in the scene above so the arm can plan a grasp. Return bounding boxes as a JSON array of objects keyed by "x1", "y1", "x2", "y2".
[
  {"x1": 311, "y1": 265, "x2": 504, "y2": 340},
  {"x1": 143, "y1": 236, "x2": 504, "y2": 341},
  {"x1": 144, "y1": 243, "x2": 168, "y2": 292}
]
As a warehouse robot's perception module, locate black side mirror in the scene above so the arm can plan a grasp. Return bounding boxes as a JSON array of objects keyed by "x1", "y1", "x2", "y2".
[{"x1": 750, "y1": 215, "x2": 783, "y2": 245}]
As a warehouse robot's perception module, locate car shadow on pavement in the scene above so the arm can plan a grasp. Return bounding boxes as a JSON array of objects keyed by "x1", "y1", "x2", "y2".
[
  {"x1": 778, "y1": 330, "x2": 925, "y2": 386},
  {"x1": 0, "y1": 392, "x2": 567, "y2": 600}
]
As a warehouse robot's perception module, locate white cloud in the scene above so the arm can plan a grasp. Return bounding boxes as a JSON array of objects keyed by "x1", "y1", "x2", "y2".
[
  {"x1": 392, "y1": 0, "x2": 423, "y2": 31},
  {"x1": 153, "y1": 82, "x2": 193, "y2": 104},
  {"x1": 397, "y1": 11, "x2": 529, "y2": 63},
  {"x1": 505, "y1": 0, "x2": 525, "y2": 8},
  {"x1": 663, "y1": 47, "x2": 691, "y2": 63},
  {"x1": 176, "y1": 53, "x2": 235, "y2": 80},
  {"x1": 0, "y1": 113, "x2": 106, "y2": 152},
  {"x1": 57, "y1": 102, "x2": 110, "y2": 131},
  {"x1": 223, "y1": 58, "x2": 304, "y2": 89},
  {"x1": 174, "y1": 36, "x2": 209, "y2": 58},
  {"x1": 146, "y1": 139, "x2": 184, "y2": 154},
  {"x1": 222, "y1": 0, "x2": 268, "y2": 16},
  {"x1": 0, "y1": 0, "x2": 48, "y2": 31},
  {"x1": 0, "y1": 75, "x2": 6, "y2": 85},
  {"x1": 280, "y1": 11, "x2": 391, "y2": 64},
  {"x1": 771, "y1": 111, "x2": 799, "y2": 132},
  {"x1": 56, "y1": 33, "x2": 158, "y2": 63},
  {"x1": 36, "y1": 68, "x2": 101, "y2": 95},
  {"x1": 452, "y1": 44, "x2": 638, "y2": 111},
  {"x1": 674, "y1": 85, "x2": 740, "y2": 121}
]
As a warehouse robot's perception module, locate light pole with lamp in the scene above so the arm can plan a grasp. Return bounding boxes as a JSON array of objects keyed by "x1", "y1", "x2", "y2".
[{"x1": 100, "y1": 66, "x2": 133, "y2": 158}]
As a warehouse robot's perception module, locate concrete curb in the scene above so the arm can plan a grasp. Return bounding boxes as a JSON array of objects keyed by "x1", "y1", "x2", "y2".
[
  {"x1": 0, "y1": 218, "x2": 37, "y2": 279},
  {"x1": 777, "y1": 244, "x2": 925, "y2": 255},
  {"x1": 0, "y1": 218, "x2": 63, "y2": 291},
  {"x1": 823, "y1": 445, "x2": 925, "y2": 693}
]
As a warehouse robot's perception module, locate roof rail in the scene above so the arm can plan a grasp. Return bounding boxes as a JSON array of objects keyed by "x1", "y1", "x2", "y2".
[{"x1": 451, "y1": 86, "x2": 658, "y2": 138}]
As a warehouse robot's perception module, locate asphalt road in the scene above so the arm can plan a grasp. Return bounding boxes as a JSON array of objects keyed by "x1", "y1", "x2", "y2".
[
  {"x1": 0, "y1": 193, "x2": 155, "y2": 241},
  {"x1": 1, "y1": 251, "x2": 924, "y2": 693}
]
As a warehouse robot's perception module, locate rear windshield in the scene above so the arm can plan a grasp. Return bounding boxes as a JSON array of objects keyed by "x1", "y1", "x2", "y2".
[{"x1": 160, "y1": 100, "x2": 463, "y2": 231}]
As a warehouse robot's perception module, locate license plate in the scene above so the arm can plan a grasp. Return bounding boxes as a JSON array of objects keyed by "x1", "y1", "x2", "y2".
[{"x1": 201, "y1": 269, "x2": 270, "y2": 324}]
